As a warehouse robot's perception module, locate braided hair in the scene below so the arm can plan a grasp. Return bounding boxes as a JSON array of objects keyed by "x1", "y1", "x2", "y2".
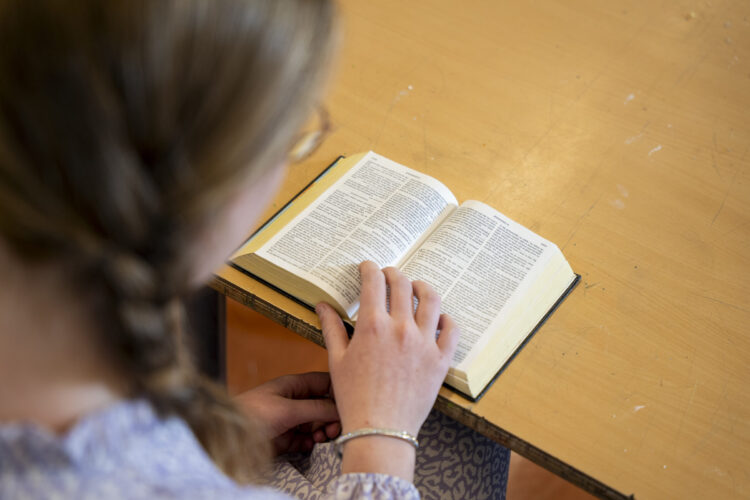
[{"x1": 0, "y1": 0, "x2": 335, "y2": 482}]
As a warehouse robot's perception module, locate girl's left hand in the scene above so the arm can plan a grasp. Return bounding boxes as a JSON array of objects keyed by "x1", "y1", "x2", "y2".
[{"x1": 234, "y1": 372, "x2": 341, "y2": 455}]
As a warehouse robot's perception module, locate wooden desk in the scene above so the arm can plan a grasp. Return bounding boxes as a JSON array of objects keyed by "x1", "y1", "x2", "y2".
[{"x1": 211, "y1": 1, "x2": 750, "y2": 498}]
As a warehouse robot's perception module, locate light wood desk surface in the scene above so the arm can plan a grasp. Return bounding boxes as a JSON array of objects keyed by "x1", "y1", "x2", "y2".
[{"x1": 212, "y1": 1, "x2": 750, "y2": 498}]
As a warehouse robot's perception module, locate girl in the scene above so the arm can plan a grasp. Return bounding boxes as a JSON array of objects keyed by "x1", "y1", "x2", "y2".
[{"x1": 0, "y1": 0, "x2": 508, "y2": 498}]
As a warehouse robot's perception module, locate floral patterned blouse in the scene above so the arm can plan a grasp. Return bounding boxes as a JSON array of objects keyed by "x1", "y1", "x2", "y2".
[{"x1": 0, "y1": 399, "x2": 419, "y2": 499}]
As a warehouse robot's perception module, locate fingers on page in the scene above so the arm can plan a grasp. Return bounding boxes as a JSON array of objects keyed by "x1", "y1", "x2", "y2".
[
  {"x1": 358, "y1": 260, "x2": 386, "y2": 313},
  {"x1": 382, "y1": 267, "x2": 413, "y2": 319},
  {"x1": 436, "y1": 313, "x2": 460, "y2": 359},
  {"x1": 316, "y1": 303, "x2": 348, "y2": 355},
  {"x1": 412, "y1": 280, "x2": 441, "y2": 335}
]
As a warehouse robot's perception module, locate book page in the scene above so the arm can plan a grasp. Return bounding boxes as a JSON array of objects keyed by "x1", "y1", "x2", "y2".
[
  {"x1": 256, "y1": 152, "x2": 457, "y2": 317},
  {"x1": 400, "y1": 200, "x2": 555, "y2": 368}
]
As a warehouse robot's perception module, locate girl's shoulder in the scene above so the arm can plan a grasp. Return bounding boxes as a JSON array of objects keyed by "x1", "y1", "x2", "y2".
[{"x1": 0, "y1": 398, "x2": 289, "y2": 500}]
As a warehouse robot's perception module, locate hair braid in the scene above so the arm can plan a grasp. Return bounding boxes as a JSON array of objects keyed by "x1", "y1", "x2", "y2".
[
  {"x1": 99, "y1": 249, "x2": 271, "y2": 481},
  {"x1": 0, "y1": 0, "x2": 336, "y2": 484}
]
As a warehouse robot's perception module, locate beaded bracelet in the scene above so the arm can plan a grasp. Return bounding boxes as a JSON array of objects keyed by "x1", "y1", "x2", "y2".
[{"x1": 334, "y1": 428, "x2": 419, "y2": 458}]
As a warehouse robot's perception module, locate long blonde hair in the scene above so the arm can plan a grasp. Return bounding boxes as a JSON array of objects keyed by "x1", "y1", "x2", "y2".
[{"x1": 0, "y1": 0, "x2": 335, "y2": 482}]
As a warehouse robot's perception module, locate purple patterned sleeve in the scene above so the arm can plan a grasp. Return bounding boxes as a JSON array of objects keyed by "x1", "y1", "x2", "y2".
[
  {"x1": 328, "y1": 473, "x2": 420, "y2": 499},
  {"x1": 267, "y1": 409, "x2": 509, "y2": 499}
]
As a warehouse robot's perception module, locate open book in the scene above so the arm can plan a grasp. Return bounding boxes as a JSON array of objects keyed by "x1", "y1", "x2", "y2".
[{"x1": 232, "y1": 152, "x2": 579, "y2": 399}]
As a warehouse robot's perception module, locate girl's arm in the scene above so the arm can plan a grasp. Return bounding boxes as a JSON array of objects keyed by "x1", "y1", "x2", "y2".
[{"x1": 317, "y1": 262, "x2": 459, "y2": 483}]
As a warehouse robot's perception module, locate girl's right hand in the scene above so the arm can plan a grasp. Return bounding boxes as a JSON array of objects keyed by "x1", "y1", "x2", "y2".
[{"x1": 315, "y1": 261, "x2": 459, "y2": 480}]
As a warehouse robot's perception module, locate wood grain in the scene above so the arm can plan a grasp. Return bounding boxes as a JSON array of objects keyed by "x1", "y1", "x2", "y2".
[{"x1": 214, "y1": 0, "x2": 750, "y2": 498}]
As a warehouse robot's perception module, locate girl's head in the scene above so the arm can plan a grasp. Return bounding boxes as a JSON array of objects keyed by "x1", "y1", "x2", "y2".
[{"x1": 0, "y1": 0, "x2": 335, "y2": 481}]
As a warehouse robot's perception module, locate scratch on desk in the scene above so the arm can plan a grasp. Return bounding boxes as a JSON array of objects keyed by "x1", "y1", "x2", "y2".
[
  {"x1": 624, "y1": 121, "x2": 649, "y2": 145},
  {"x1": 624, "y1": 132, "x2": 642, "y2": 145},
  {"x1": 711, "y1": 163, "x2": 742, "y2": 226},
  {"x1": 610, "y1": 199, "x2": 626, "y2": 209},
  {"x1": 562, "y1": 194, "x2": 602, "y2": 250},
  {"x1": 672, "y1": 382, "x2": 698, "y2": 454},
  {"x1": 674, "y1": 49, "x2": 710, "y2": 87},
  {"x1": 394, "y1": 88, "x2": 410, "y2": 103},
  {"x1": 583, "y1": 282, "x2": 599, "y2": 296},
  {"x1": 711, "y1": 150, "x2": 721, "y2": 179},
  {"x1": 711, "y1": 131, "x2": 723, "y2": 179},
  {"x1": 694, "y1": 292, "x2": 750, "y2": 314},
  {"x1": 373, "y1": 86, "x2": 412, "y2": 147},
  {"x1": 691, "y1": 380, "x2": 730, "y2": 455}
]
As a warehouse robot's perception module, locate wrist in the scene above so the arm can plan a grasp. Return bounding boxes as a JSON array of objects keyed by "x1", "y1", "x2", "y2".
[
  {"x1": 340, "y1": 435, "x2": 416, "y2": 482},
  {"x1": 335, "y1": 427, "x2": 418, "y2": 461},
  {"x1": 342, "y1": 418, "x2": 421, "y2": 438}
]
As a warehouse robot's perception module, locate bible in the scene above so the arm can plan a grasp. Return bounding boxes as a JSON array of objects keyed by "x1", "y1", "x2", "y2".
[{"x1": 232, "y1": 152, "x2": 579, "y2": 400}]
